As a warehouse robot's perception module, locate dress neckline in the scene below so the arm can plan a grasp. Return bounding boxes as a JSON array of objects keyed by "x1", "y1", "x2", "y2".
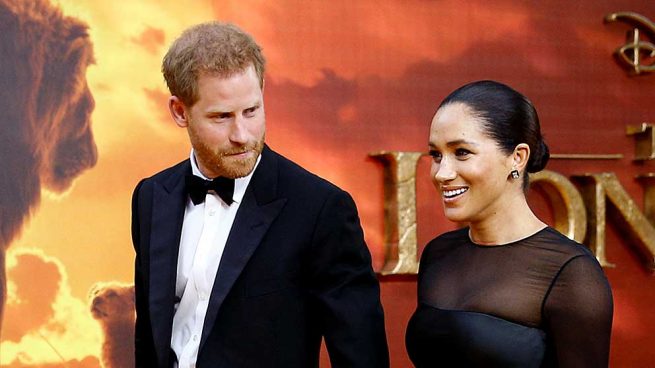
[{"x1": 467, "y1": 226, "x2": 551, "y2": 248}]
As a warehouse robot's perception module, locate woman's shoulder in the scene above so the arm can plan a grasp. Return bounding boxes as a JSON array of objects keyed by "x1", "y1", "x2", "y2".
[
  {"x1": 522, "y1": 227, "x2": 606, "y2": 279},
  {"x1": 422, "y1": 227, "x2": 469, "y2": 256},
  {"x1": 429, "y1": 227, "x2": 469, "y2": 245},
  {"x1": 532, "y1": 227, "x2": 595, "y2": 258}
]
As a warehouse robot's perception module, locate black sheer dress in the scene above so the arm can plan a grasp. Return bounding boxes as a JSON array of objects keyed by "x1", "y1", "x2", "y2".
[{"x1": 406, "y1": 227, "x2": 613, "y2": 368}]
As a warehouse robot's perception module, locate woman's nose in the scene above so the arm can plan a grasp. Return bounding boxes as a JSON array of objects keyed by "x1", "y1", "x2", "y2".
[{"x1": 434, "y1": 158, "x2": 456, "y2": 183}]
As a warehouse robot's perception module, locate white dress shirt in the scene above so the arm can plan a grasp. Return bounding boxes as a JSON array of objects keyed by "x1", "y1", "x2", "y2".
[{"x1": 171, "y1": 150, "x2": 260, "y2": 368}]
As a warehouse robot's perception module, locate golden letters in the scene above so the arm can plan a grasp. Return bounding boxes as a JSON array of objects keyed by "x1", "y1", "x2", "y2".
[
  {"x1": 530, "y1": 171, "x2": 587, "y2": 243},
  {"x1": 370, "y1": 151, "x2": 422, "y2": 275},
  {"x1": 627, "y1": 123, "x2": 655, "y2": 160},
  {"x1": 373, "y1": 124, "x2": 655, "y2": 274},
  {"x1": 573, "y1": 173, "x2": 655, "y2": 269}
]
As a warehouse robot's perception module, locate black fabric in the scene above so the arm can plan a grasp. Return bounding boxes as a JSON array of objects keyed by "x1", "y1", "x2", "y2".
[
  {"x1": 406, "y1": 227, "x2": 613, "y2": 368},
  {"x1": 185, "y1": 174, "x2": 235, "y2": 205},
  {"x1": 132, "y1": 146, "x2": 389, "y2": 367}
]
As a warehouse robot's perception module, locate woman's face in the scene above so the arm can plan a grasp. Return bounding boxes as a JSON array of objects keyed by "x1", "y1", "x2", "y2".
[{"x1": 428, "y1": 102, "x2": 516, "y2": 224}]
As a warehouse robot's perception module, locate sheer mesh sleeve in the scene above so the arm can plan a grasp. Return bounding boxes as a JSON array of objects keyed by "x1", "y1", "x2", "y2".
[{"x1": 542, "y1": 255, "x2": 613, "y2": 367}]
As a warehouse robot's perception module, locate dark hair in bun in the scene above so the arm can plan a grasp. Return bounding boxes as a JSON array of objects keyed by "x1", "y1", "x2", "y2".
[{"x1": 438, "y1": 80, "x2": 550, "y2": 188}]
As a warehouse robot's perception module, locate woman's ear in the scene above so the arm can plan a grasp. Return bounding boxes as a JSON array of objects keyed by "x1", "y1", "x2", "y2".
[
  {"x1": 513, "y1": 143, "x2": 531, "y2": 172},
  {"x1": 168, "y1": 96, "x2": 190, "y2": 128}
]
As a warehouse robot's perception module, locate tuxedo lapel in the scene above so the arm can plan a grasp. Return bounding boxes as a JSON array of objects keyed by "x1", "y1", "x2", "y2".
[
  {"x1": 200, "y1": 146, "x2": 287, "y2": 350},
  {"x1": 149, "y1": 161, "x2": 189, "y2": 367}
]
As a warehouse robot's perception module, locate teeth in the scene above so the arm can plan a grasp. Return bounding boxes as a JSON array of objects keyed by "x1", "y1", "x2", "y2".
[{"x1": 442, "y1": 188, "x2": 468, "y2": 198}]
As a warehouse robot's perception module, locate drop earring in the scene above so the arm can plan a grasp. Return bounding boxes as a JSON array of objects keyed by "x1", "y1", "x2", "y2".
[{"x1": 510, "y1": 170, "x2": 520, "y2": 179}]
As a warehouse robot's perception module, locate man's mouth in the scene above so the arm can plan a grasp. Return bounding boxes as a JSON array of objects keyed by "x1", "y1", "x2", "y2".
[{"x1": 224, "y1": 150, "x2": 250, "y2": 157}]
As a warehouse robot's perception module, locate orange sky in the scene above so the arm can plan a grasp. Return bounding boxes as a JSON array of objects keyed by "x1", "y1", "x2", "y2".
[
  {"x1": 2, "y1": 0, "x2": 655, "y2": 365},
  {"x1": 9, "y1": 0, "x2": 535, "y2": 303}
]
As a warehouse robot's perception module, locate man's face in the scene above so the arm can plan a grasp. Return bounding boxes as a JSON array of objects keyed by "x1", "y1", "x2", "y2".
[{"x1": 183, "y1": 65, "x2": 265, "y2": 179}]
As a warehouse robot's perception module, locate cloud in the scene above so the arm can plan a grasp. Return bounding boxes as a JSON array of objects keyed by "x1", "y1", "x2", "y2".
[
  {"x1": 0, "y1": 356, "x2": 100, "y2": 368},
  {"x1": 210, "y1": 0, "x2": 531, "y2": 85},
  {"x1": 260, "y1": 6, "x2": 633, "y2": 261},
  {"x1": 1, "y1": 249, "x2": 101, "y2": 365},
  {"x1": 143, "y1": 87, "x2": 174, "y2": 127},
  {"x1": 263, "y1": 65, "x2": 443, "y2": 258},
  {"x1": 3, "y1": 252, "x2": 61, "y2": 342},
  {"x1": 130, "y1": 26, "x2": 166, "y2": 55}
]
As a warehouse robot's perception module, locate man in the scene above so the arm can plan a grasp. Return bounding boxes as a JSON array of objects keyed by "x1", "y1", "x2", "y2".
[{"x1": 132, "y1": 22, "x2": 389, "y2": 367}]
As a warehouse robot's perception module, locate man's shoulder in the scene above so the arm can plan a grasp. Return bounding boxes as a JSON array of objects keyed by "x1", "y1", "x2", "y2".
[
  {"x1": 137, "y1": 159, "x2": 190, "y2": 189},
  {"x1": 269, "y1": 148, "x2": 342, "y2": 196}
]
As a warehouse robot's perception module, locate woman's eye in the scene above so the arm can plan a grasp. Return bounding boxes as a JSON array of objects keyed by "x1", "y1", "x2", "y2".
[
  {"x1": 455, "y1": 148, "x2": 471, "y2": 157},
  {"x1": 428, "y1": 150, "x2": 442, "y2": 162}
]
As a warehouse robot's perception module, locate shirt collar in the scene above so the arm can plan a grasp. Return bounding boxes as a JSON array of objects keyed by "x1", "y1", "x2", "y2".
[{"x1": 189, "y1": 149, "x2": 261, "y2": 204}]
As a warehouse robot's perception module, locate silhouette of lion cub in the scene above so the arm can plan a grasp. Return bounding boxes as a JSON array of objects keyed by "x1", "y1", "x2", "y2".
[{"x1": 90, "y1": 283, "x2": 135, "y2": 368}]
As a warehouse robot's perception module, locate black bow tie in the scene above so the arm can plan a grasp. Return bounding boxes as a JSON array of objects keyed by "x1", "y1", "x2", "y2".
[{"x1": 185, "y1": 175, "x2": 235, "y2": 205}]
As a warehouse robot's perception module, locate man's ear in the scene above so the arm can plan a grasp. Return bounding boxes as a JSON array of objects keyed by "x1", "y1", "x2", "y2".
[
  {"x1": 513, "y1": 143, "x2": 531, "y2": 172},
  {"x1": 168, "y1": 96, "x2": 190, "y2": 128}
]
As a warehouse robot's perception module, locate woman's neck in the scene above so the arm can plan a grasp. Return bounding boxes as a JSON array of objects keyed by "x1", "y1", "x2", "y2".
[{"x1": 468, "y1": 196, "x2": 546, "y2": 246}]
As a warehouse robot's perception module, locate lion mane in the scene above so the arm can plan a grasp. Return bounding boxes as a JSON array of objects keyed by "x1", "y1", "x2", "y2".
[{"x1": 0, "y1": 0, "x2": 97, "y2": 335}]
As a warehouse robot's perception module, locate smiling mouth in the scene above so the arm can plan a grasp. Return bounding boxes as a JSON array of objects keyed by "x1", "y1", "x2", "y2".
[{"x1": 442, "y1": 187, "x2": 468, "y2": 199}]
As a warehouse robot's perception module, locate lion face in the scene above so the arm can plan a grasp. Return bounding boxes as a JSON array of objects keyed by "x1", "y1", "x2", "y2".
[
  {"x1": 90, "y1": 284, "x2": 135, "y2": 321},
  {"x1": 0, "y1": 0, "x2": 100, "y2": 245},
  {"x1": 38, "y1": 37, "x2": 98, "y2": 193},
  {"x1": 40, "y1": 81, "x2": 98, "y2": 193}
]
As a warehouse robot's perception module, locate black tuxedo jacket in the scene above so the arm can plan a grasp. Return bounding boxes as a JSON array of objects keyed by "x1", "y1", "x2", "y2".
[{"x1": 132, "y1": 146, "x2": 389, "y2": 367}]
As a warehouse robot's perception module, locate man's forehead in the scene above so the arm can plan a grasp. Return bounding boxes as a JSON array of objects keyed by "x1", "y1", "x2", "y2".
[{"x1": 197, "y1": 63, "x2": 257, "y2": 79}]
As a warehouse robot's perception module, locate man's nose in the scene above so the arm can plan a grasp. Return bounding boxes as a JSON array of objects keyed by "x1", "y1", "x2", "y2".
[{"x1": 229, "y1": 117, "x2": 248, "y2": 144}]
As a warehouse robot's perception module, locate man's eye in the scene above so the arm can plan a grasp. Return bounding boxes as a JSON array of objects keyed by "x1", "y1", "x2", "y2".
[
  {"x1": 244, "y1": 106, "x2": 258, "y2": 117},
  {"x1": 210, "y1": 113, "x2": 231, "y2": 121}
]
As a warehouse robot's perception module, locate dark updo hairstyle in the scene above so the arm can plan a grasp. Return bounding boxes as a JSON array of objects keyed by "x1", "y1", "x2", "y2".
[{"x1": 438, "y1": 80, "x2": 549, "y2": 189}]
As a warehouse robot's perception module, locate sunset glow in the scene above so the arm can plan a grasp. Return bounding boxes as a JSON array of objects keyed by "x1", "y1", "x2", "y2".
[{"x1": 2, "y1": 0, "x2": 654, "y2": 366}]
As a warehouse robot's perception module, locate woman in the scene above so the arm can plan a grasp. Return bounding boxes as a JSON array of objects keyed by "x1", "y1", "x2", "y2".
[{"x1": 405, "y1": 80, "x2": 613, "y2": 367}]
